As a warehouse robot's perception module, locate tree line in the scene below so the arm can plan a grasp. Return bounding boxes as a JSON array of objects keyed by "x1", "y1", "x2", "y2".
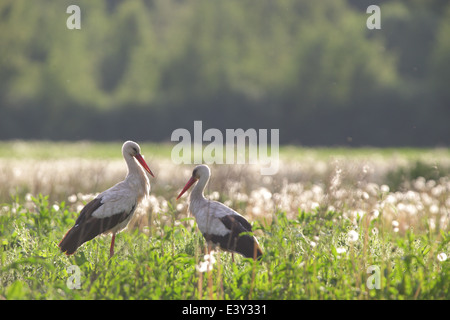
[{"x1": 0, "y1": 0, "x2": 449, "y2": 146}]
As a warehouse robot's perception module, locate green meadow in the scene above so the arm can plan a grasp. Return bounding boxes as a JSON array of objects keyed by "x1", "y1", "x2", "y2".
[{"x1": 0, "y1": 141, "x2": 449, "y2": 299}]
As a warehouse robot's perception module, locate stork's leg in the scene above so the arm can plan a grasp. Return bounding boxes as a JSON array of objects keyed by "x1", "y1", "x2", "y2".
[{"x1": 109, "y1": 233, "x2": 116, "y2": 258}]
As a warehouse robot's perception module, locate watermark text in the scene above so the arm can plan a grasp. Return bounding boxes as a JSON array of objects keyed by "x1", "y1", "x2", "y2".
[{"x1": 171, "y1": 121, "x2": 279, "y2": 175}]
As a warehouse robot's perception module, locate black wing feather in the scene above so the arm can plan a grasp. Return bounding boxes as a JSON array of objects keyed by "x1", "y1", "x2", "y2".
[
  {"x1": 59, "y1": 197, "x2": 136, "y2": 255},
  {"x1": 204, "y1": 214, "x2": 263, "y2": 260},
  {"x1": 220, "y1": 214, "x2": 253, "y2": 232}
]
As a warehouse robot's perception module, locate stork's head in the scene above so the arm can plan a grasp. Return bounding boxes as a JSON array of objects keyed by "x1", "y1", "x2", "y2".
[
  {"x1": 191, "y1": 164, "x2": 210, "y2": 180},
  {"x1": 122, "y1": 141, "x2": 154, "y2": 177},
  {"x1": 176, "y1": 164, "x2": 211, "y2": 200}
]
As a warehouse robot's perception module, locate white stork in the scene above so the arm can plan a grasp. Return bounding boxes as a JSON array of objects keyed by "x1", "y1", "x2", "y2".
[
  {"x1": 176, "y1": 164, "x2": 263, "y2": 261},
  {"x1": 59, "y1": 141, "x2": 154, "y2": 258}
]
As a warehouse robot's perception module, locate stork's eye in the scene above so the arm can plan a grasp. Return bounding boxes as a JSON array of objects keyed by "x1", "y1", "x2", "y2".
[
  {"x1": 132, "y1": 147, "x2": 138, "y2": 154},
  {"x1": 193, "y1": 168, "x2": 198, "y2": 177}
]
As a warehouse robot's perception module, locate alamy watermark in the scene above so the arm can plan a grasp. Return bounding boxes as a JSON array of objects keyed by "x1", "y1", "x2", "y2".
[
  {"x1": 366, "y1": 5, "x2": 381, "y2": 30},
  {"x1": 66, "y1": 4, "x2": 380, "y2": 31},
  {"x1": 66, "y1": 5, "x2": 81, "y2": 30},
  {"x1": 171, "y1": 121, "x2": 279, "y2": 175},
  {"x1": 366, "y1": 265, "x2": 381, "y2": 290},
  {"x1": 66, "y1": 265, "x2": 81, "y2": 289}
]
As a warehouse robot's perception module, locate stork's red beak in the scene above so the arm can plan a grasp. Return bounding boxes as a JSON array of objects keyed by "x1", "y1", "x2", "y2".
[
  {"x1": 134, "y1": 154, "x2": 154, "y2": 177},
  {"x1": 176, "y1": 176, "x2": 197, "y2": 200}
]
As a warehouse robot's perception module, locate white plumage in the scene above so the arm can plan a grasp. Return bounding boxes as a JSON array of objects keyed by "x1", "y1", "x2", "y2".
[
  {"x1": 177, "y1": 165, "x2": 263, "y2": 260},
  {"x1": 190, "y1": 197, "x2": 243, "y2": 237},
  {"x1": 59, "y1": 141, "x2": 154, "y2": 258}
]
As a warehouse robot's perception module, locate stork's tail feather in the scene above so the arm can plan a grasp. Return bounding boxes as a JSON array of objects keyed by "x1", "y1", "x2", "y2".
[
  {"x1": 58, "y1": 225, "x2": 90, "y2": 255},
  {"x1": 236, "y1": 235, "x2": 263, "y2": 260},
  {"x1": 59, "y1": 228, "x2": 78, "y2": 255},
  {"x1": 207, "y1": 233, "x2": 263, "y2": 261}
]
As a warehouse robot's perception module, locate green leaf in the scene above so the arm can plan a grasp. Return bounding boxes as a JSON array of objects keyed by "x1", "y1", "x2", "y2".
[
  {"x1": 331, "y1": 246, "x2": 338, "y2": 258},
  {"x1": 6, "y1": 280, "x2": 30, "y2": 299}
]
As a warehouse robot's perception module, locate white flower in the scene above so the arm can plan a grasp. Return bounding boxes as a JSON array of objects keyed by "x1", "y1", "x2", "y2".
[
  {"x1": 392, "y1": 220, "x2": 400, "y2": 233},
  {"x1": 196, "y1": 261, "x2": 213, "y2": 273},
  {"x1": 68, "y1": 194, "x2": 77, "y2": 203},
  {"x1": 371, "y1": 210, "x2": 379, "y2": 219},
  {"x1": 196, "y1": 250, "x2": 216, "y2": 273},
  {"x1": 437, "y1": 253, "x2": 447, "y2": 262},
  {"x1": 429, "y1": 204, "x2": 439, "y2": 214},
  {"x1": 336, "y1": 247, "x2": 346, "y2": 254},
  {"x1": 204, "y1": 252, "x2": 216, "y2": 265},
  {"x1": 347, "y1": 230, "x2": 359, "y2": 243},
  {"x1": 311, "y1": 202, "x2": 320, "y2": 210},
  {"x1": 209, "y1": 191, "x2": 220, "y2": 201},
  {"x1": 385, "y1": 195, "x2": 397, "y2": 205}
]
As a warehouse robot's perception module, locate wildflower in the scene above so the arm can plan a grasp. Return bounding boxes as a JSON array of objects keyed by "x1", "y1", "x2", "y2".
[
  {"x1": 68, "y1": 194, "x2": 77, "y2": 203},
  {"x1": 209, "y1": 191, "x2": 220, "y2": 201},
  {"x1": 252, "y1": 206, "x2": 262, "y2": 216},
  {"x1": 204, "y1": 252, "x2": 216, "y2": 265},
  {"x1": 385, "y1": 194, "x2": 396, "y2": 204},
  {"x1": 437, "y1": 253, "x2": 447, "y2": 262},
  {"x1": 371, "y1": 210, "x2": 380, "y2": 219},
  {"x1": 347, "y1": 230, "x2": 359, "y2": 243},
  {"x1": 426, "y1": 180, "x2": 436, "y2": 188},
  {"x1": 259, "y1": 187, "x2": 272, "y2": 200},
  {"x1": 336, "y1": 247, "x2": 346, "y2": 254},
  {"x1": 311, "y1": 202, "x2": 320, "y2": 210},
  {"x1": 413, "y1": 177, "x2": 426, "y2": 191},
  {"x1": 392, "y1": 220, "x2": 400, "y2": 233},
  {"x1": 196, "y1": 261, "x2": 212, "y2": 273},
  {"x1": 429, "y1": 204, "x2": 439, "y2": 214},
  {"x1": 196, "y1": 250, "x2": 216, "y2": 273}
]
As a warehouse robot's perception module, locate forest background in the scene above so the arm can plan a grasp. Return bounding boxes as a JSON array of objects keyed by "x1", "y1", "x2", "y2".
[{"x1": 0, "y1": 0, "x2": 449, "y2": 146}]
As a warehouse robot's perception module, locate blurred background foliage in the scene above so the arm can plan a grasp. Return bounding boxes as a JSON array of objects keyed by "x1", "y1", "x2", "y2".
[{"x1": 0, "y1": 0, "x2": 449, "y2": 146}]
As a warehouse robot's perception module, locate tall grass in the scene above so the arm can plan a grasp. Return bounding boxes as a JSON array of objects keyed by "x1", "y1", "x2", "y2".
[
  {"x1": 1, "y1": 195, "x2": 448, "y2": 299},
  {"x1": 0, "y1": 142, "x2": 449, "y2": 299}
]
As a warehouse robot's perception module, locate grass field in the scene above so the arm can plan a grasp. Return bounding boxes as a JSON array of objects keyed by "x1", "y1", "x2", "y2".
[{"x1": 0, "y1": 141, "x2": 449, "y2": 300}]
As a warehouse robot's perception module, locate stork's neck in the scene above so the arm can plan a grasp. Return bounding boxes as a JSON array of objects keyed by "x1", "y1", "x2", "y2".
[
  {"x1": 124, "y1": 154, "x2": 150, "y2": 200},
  {"x1": 124, "y1": 153, "x2": 140, "y2": 176},
  {"x1": 190, "y1": 174, "x2": 209, "y2": 203}
]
